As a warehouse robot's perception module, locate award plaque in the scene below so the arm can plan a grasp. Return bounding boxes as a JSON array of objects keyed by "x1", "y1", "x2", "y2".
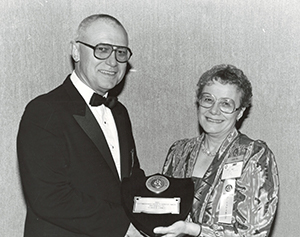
[{"x1": 121, "y1": 172, "x2": 194, "y2": 237}]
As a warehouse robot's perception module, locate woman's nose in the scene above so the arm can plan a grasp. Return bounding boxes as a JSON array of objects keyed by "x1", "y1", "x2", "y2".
[{"x1": 209, "y1": 102, "x2": 221, "y2": 115}]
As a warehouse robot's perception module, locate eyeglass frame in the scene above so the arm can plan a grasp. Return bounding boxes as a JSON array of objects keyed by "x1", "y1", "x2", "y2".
[
  {"x1": 198, "y1": 92, "x2": 241, "y2": 114},
  {"x1": 76, "y1": 41, "x2": 133, "y2": 63}
]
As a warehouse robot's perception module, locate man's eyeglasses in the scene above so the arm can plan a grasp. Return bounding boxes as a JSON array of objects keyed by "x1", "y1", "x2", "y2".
[
  {"x1": 76, "y1": 41, "x2": 132, "y2": 63},
  {"x1": 198, "y1": 92, "x2": 240, "y2": 114}
]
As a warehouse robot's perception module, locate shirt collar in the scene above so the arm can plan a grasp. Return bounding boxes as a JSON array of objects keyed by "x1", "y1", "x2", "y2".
[{"x1": 70, "y1": 71, "x2": 108, "y2": 105}]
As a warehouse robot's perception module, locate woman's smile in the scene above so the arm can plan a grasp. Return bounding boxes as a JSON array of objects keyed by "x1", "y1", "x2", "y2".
[{"x1": 206, "y1": 117, "x2": 224, "y2": 124}]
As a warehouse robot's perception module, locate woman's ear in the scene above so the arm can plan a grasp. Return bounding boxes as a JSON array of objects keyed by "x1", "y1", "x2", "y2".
[
  {"x1": 70, "y1": 41, "x2": 80, "y2": 62},
  {"x1": 237, "y1": 107, "x2": 246, "y2": 121}
]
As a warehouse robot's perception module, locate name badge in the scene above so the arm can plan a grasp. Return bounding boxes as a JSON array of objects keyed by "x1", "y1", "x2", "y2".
[
  {"x1": 218, "y1": 179, "x2": 236, "y2": 224},
  {"x1": 221, "y1": 155, "x2": 244, "y2": 180}
]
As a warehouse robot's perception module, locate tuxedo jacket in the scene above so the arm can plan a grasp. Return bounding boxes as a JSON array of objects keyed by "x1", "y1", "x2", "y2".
[{"x1": 17, "y1": 75, "x2": 142, "y2": 237}]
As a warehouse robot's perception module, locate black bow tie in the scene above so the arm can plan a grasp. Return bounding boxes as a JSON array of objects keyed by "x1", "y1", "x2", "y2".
[{"x1": 89, "y1": 93, "x2": 118, "y2": 108}]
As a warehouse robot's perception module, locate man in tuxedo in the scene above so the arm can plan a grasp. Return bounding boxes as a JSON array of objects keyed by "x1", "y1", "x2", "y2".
[{"x1": 17, "y1": 14, "x2": 142, "y2": 237}]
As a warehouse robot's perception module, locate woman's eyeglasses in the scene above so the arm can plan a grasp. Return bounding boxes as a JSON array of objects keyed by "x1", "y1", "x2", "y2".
[{"x1": 198, "y1": 92, "x2": 240, "y2": 114}]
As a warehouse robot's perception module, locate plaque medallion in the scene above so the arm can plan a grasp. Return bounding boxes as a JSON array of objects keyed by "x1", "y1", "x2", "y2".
[{"x1": 146, "y1": 175, "x2": 170, "y2": 194}]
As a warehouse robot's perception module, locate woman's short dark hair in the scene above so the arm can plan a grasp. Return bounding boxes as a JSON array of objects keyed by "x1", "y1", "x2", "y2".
[{"x1": 196, "y1": 64, "x2": 253, "y2": 108}]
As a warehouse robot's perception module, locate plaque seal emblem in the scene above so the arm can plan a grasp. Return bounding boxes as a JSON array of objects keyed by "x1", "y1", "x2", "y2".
[{"x1": 145, "y1": 175, "x2": 170, "y2": 194}]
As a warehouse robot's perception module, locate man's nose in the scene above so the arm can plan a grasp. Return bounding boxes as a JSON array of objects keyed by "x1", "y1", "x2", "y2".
[{"x1": 105, "y1": 51, "x2": 118, "y2": 66}]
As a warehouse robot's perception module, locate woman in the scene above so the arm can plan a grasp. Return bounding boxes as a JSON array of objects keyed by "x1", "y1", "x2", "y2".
[{"x1": 154, "y1": 64, "x2": 279, "y2": 237}]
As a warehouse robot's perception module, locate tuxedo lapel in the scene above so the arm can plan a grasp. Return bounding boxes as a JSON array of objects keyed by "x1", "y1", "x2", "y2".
[
  {"x1": 73, "y1": 109, "x2": 119, "y2": 181},
  {"x1": 63, "y1": 77, "x2": 119, "y2": 181}
]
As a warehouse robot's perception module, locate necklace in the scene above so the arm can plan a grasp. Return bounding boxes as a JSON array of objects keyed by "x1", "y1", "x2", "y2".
[{"x1": 200, "y1": 142, "x2": 217, "y2": 157}]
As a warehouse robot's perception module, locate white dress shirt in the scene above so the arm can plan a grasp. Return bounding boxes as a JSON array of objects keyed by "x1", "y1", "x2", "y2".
[{"x1": 70, "y1": 71, "x2": 121, "y2": 179}]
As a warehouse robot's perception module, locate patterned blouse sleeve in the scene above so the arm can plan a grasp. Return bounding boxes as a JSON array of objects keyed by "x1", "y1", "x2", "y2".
[{"x1": 162, "y1": 139, "x2": 186, "y2": 176}]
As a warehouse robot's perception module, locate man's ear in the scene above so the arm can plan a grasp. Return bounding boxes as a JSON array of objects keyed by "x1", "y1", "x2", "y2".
[
  {"x1": 237, "y1": 107, "x2": 246, "y2": 121},
  {"x1": 70, "y1": 41, "x2": 80, "y2": 62}
]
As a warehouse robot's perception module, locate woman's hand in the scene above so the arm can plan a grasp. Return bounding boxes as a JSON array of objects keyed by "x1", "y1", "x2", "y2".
[{"x1": 153, "y1": 220, "x2": 201, "y2": 237}]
